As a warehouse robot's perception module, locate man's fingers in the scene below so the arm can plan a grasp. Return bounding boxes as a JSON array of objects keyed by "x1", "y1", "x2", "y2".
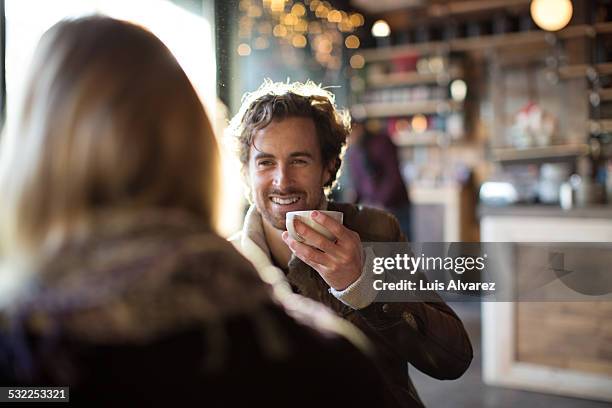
[
  {"x1": 283, "y1": 233, "x2": 331, "y2": 266},
  {"x1": 311, "y1": 211, "x2": 348, "y2": 241},
  {"x1": 293, "y1": 219, "x2": 337, "y2": 254}
]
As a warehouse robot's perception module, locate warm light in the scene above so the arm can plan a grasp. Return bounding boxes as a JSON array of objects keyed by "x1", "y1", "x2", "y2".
[
  {"x1": 371, "y1": 20, "x2": 390, "y2": 37},
  {"x1": 291, "y1": 3, "x2": 306, "y2": 16},
  {"x1": 345, "y1": 34, "x2": 360, "y2": 49},
  {"x1": 450, "y1": 79, "x2": 468, "y2": 102},
  {"x1": 254, "y1": 36, "x2": 269, "y2": 49},
  {"x1": 339, "y1": 21, "x2": 353, "y2": 32},
  {"x1": 350, "y1": 13, "x2": 364, "y2": 27},
  {"x1": 327, "y1": 10, "x2": 342, "y2": 23},
  {"x1": 247, "y1": 5, "x2": 262, "y2": 17},
  {"x1": 315, "y1": 4, "x2": 329, "y2": 18},
  {"x1": 283, "y1": 13, "x2": 298, "y2": 25},
  {"x1": 292, "y1": 34, "x2": 307, "y2": 48},
  {"x1": 295, "y1": 19, "x2": 308, "y2": 32},
  {"x1": 237, "y1": 43, "x2": 251, "y2": 56},
  {"x1": 530, "y1": 0, "x2": 573, "y2": 31},
  {"x1": 411, "y1": 114, "x2": 428, "y2": 133},
  {"x1": 270, "y1": 0, "x2": 286, "y2": 13},
  {"x1": 309, "y1": 0, "x2": 321, "y2": 11},
  {"x1": 350, "y1": 54, "x2": 365, "y2": 69},
  {"x1": 273, "y1": 24, "x2": 288, "y2": 37}
]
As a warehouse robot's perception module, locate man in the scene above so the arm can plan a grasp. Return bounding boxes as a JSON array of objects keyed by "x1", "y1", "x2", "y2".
[{"x1": 228, "y1": 80, "x2": 473, "y2": 407}]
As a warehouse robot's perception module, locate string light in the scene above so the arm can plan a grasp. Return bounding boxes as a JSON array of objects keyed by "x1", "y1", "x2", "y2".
[
  {"x1": 270, "y1": 0, "x2": 286, "y2": 13},
  {"x1": 349, "y1": 13, "x2": 364, "y2": 27},
  {"x1": 327, "y1": 10, "x2": 342, "y2": 23},
  {"x1": 315, "y1": 4, "x2": 329, "y2": 18},
  {"x1": 291, "y1": 3, "x2": 306, "y2": 16},
  {"x1": 237, "y1": 43, "x2": 252, "y2": 56},
  {"x1": 345, "y1": 35, "x2": 360, "y2": 49},
  {"x1": 283, "y1": 13, "x2": 298, "y2": 25},
  {"x1": 236, "y1": 0, "x2": 362, "y2": 71},
  {"x1": 273, "y1": 24, "x2": 287, "y2": 37},
  {"x1": 294, "y1": 19, "x2": 308, "y2": 32},
  {"x1": 350, "y1": 54, "x2": 365, "y2": 69},
  {"x1": 292, "y1": 34, "x2": 307, "y2": 48},
  {"x1": 309, "y1": 0, "x2": 320, "y2": 11}
]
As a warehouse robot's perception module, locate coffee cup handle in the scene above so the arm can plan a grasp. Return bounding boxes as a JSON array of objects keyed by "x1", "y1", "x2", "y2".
[{"x1": 286, "y1": 216, "x2": 305, "y2": 243}]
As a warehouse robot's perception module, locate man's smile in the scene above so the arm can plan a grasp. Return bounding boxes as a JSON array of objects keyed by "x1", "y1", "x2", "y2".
[{"x1": 269, "y1": 195, "x2": 302, "y2": 206}]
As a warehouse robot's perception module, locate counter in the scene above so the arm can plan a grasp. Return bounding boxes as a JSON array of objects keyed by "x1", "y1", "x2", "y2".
[
  {"x1": 478, "y1": 204, "x2": 612, "y2": 219},
  {"x1": 480, "y1": 206, "x2": 612, "y2": 402}
]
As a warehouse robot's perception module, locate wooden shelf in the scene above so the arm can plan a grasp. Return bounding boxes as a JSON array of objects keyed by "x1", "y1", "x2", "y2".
[
  {"x1": 598, "y1": 63, "x2": 612, "y2": 75},
  {"x1": 367, "y1": 66, "x2": 463, "y2": 88},
  {"x1": 391, "y1": 130, "x2": 446, "y2": 146},
  {"x1": 491, "y1": 144, "x2": 589, "y2": 163},
  {"x1": 597, "y1": 89, "x2": 612, "y2": 101},
  {"x1": 558, "y1": 64, "x2": 590, "y2": 79},
  {"x1": 594, "y1": 22, "x2": 612, "y2": 34},
  {"x1": 558, "y1": 63, "x2": 612, "y2": 79},
  {"x1": 589, "y1": 119, "x2": 612, "y2": 133},
  {"x1": 352, "y1": 100, "x2": 461, "y2": 118},
  {"x1": 361, "y1": 25, "x2": 594, "y2": 62}
]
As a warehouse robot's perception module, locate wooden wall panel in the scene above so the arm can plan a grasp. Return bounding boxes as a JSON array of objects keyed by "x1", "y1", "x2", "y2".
[{"x1": 516, "y1": 302, "x2": 612, "y2": 377}]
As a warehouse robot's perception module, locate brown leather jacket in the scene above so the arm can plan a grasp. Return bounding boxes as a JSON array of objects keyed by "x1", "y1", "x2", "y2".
[{"x1": 285, "y1": 202, "x2": 474, "y2": 407}]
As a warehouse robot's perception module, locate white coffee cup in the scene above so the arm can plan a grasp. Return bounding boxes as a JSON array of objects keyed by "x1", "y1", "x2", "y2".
[{"x1": 286, "y1": 210, "x2": 344, "y2": 244}]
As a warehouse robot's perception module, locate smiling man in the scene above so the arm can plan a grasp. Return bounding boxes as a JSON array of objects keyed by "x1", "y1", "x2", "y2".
[{"x1": 228, "y1": 80, "x2": 473, "y2": 407}]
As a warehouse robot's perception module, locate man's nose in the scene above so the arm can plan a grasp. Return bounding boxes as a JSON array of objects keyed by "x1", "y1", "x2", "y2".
[{"x1": 272, "y1": 164, "x2": 292, "y2": 189}]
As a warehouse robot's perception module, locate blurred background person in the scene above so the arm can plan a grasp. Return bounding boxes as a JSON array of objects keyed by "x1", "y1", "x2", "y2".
[
  {"x1": 0, "y1": 16, "x2": 390, "y2": 406},
  {"x1": 345, "y1": 120, "x2": 412, "y2": 239}
]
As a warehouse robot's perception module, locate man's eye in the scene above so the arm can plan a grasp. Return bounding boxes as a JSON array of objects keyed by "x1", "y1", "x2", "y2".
[
  {"x1": 258, "y1": 160, "x2": 274, "y2": 167},
  {"x1": 291, "y1": 159, "x2": 307, "y2": 165}
]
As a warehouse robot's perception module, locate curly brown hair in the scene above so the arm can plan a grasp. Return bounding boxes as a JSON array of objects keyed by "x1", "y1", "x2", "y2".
[{"x1": 227, "y1": 79, "x2": 350, "y2": 196}]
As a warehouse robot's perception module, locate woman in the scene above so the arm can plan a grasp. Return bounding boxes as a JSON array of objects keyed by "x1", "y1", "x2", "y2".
[{"x1": 0, "y1": 16, "x2": 389, "y2": 406}]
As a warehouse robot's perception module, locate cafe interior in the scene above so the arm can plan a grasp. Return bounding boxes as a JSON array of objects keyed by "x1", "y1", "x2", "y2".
[{"x1": 1, "y1": 0, "x2": 612, "y2": 406}]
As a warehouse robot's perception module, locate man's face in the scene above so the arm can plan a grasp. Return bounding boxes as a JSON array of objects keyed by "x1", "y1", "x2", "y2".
[{"x1": 248, "y1": 116, "x2": 331, "y2": 230}]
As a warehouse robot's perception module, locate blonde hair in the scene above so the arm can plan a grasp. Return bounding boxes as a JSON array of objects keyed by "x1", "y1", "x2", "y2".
[{"x1": 0, "y1": 16, "x2": 219, "y2": 265}]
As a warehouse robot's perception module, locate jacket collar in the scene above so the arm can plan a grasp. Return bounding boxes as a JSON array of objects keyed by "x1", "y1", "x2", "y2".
[
  {"x1": 240, "y1": 200, "x2": 329, "y2": 260},
  {"x1": 239, "y1": 206, "x2": 293, "y2": 294},
  {"x1": 240, "y1": 203, "x2": 339, "y2": 305}
]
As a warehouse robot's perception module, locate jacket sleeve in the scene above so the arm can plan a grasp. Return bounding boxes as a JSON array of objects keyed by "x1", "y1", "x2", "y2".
[
  {"x1": 348, "y1": 216, "x2": 473, "y2": 380},
  {"x1": 354, "y1": 298, "x2": 473, "y2": 380}
]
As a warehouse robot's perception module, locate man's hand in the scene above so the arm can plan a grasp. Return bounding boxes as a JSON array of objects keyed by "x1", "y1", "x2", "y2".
[{"x1": 282, "y1": 210, "x2": 363, "y2": 290}]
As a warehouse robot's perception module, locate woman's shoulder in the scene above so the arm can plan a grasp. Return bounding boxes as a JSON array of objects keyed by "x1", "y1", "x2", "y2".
[{"x1": 5, "y1": 211, "x2": 270, "y2": 341}]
